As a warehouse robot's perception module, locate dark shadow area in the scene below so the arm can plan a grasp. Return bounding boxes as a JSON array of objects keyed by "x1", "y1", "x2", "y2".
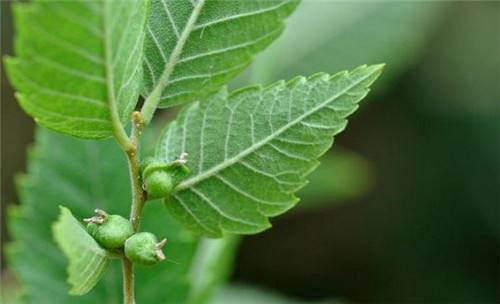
[{"x1": 232, "y1": 2, "x2": 499, "y2": 303}]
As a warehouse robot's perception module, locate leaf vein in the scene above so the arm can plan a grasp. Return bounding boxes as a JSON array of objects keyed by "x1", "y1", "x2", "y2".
[
  {"x1": 176, "y1": 70, "x2": 377, "y2": 191},
  {"x1": 161, "y1": 0, "x2": 181, "y2": 39},
  {"x1": 189, "y1": 187, "x2": 260, "y2": 227},
  {"x1": 215, "y1": 174, "x2": 289, "y2": 206},
  {"x1": 192, "y1": 1, "x2": 289, "y2": 30},
  {"x1": 178, "y1": 29, "x2": 281, "y2": 64}
]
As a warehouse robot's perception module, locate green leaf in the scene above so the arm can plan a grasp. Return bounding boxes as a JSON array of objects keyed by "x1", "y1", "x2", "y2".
[
  {"x1": 52, "y1": 206, "x2": 111, "y2": 295},
  {"x1": 156, "y1": 64, "x2": 384, "y2": 237},
  {"x1": 211, "y1": 285, "x2": 299, "y2": 304},
  {"x1": 211, "y1": 285, "x2": 347, "y2": 304},
  {"x1": 7, "y1": 129, "x2": 200, "y2": 303},
  {"x1": 186, "y1": 236, "x2": 241, "y2": 304},
  {"x1": 4, "y1": 0, "x2": 148, "y2": 142},
  {"x1": 296, "y1": 147, "x2": 374, "y2": 209},
  {"x1": 141, "y1": 0, "x2": 298, "y2": 116}
]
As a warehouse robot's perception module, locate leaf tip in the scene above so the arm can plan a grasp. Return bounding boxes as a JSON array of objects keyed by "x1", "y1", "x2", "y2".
[
  {"x1": 367, "y1": 63, "x2": 386, "y2": 84},
  {"x1": 57, "y1": 205, "x2": 71, "y2": 217},
  {"x1": 372, "y1": 63, "x2": 386, "y2": 73}
]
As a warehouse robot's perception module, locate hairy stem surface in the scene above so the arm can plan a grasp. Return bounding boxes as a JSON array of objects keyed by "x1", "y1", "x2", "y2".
[
  {"x1": 122, "y1": 112, "x2": 146, "y2": 303},
  {"x1": 121, "y1": 258, "x2": 135, "y2": 304},
  {"x1": 127, "y1": 112, "x2": 146, "y2": 231}
]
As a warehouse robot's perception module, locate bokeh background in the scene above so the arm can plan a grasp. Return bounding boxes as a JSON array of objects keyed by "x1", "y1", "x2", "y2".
[{"x1": 2, "y1": 1, "x2": 499, "y2": 303}]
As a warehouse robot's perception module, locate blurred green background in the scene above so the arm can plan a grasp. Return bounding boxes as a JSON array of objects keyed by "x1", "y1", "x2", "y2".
[{"x1": 1, "y1": 1, "x2": 499, "y2": 303}]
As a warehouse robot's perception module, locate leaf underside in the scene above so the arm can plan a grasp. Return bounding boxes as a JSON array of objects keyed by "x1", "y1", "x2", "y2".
[
  {"x1": 156, "y1": 64, "x2": 384, "y2": 237},
  {"x1": 143, "y1": 0, "x2": 298, "y2": 108},
  {"x1": 52, "y1": 206, "x2": 111, "y2": 295},
  {"x1": 5, "y1": 0, "x2": 147, "y2": 139},
  {"x1": 7, "y1": 130, "x2": 201, "y2": 303}
]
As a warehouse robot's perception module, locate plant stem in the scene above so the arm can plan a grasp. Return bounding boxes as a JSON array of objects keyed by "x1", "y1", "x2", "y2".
[
  {"x1": 122, "y1": 111, "x2": 145, "y2": 303},
  {"x1": 121, "y1": 258, "x2": 135, "y2": 304},
  {"x1": 127, "y1": 111, "x2": 146, "y2": 231}
]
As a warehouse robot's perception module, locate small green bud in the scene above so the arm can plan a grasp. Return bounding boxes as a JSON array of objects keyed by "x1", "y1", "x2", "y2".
[
  {"x1": 84, "y1": 209, "x2": 134, "y2": 249},
  {"x1": 125, "y1": 232, "x2": 166, "y2": 266},
  {"x1": 141, "y1": 155, "x2": 190, "y2": 200}
]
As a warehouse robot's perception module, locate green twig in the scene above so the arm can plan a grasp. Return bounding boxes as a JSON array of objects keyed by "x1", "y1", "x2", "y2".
[
  {"x1": 121, "y1": 257, "x2": 135, "y2": 304},
  {"x1": 127, "y1": 111, "x2": 146, "y2": 231},
  {"x1": 121, "y1": 111, "x2": 146, "y2": 304}
]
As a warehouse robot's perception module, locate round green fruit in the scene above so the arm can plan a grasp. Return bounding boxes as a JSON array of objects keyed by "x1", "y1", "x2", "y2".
[
  {"x1": 125, "y1": 232, "x2": 166, "y2": 266},
  {"x1": 144, "y1": 170, "x2": 173, "y2": 199},
  {"x1": 87, "y1": 214, "x2": 134, "y2": 249}
]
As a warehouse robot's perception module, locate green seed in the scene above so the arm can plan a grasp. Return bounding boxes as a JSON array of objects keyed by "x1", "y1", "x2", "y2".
[
  {"x1": 86, "y1": 211, "x2": 134, "y2": 249},
  {"x1": 125, "y1": 232, "x2": 166, "y2": 266},
  {"x1": 141, "y1": 156, "x2": 190, "y2": 200},
  {"x1": 144, "y1": 170, "x2": 173, "y2": 199}
]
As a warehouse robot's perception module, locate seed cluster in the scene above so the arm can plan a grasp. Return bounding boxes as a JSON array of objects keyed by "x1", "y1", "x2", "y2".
[{"x1": 84, "y1": 209, "x2": 166, "y2": 266}]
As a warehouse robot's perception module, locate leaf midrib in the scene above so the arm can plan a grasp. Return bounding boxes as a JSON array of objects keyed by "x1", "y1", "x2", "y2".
[
  {"x1": 142, "y1": 0, "x2": 207, "y2": 110},
  {"x1": 175, "y1": 70, "x2": 376, "y2": 192},
  {"x1": 102, "y1": 0, "x2": 130, "y2": 148}
]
